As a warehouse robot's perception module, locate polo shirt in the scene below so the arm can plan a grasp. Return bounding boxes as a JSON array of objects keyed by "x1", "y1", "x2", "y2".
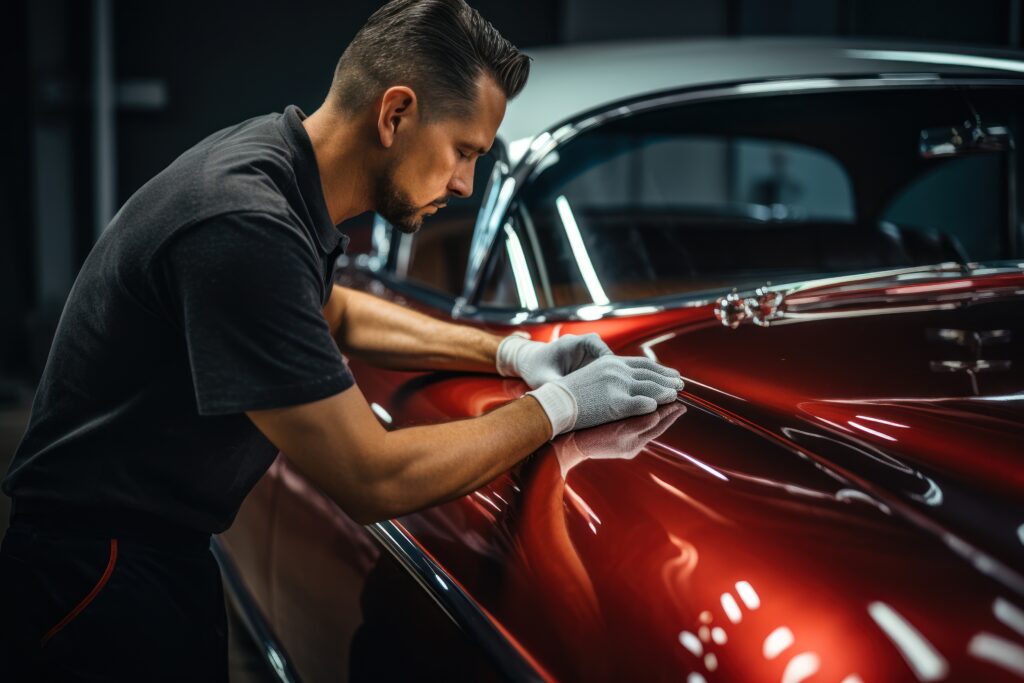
[{"x1": 3, "y1": 105, "x2": 355, "y2": 534}]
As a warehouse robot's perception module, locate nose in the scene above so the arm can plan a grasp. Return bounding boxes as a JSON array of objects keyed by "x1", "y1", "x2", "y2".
[{"x1": 447, "y1": 164, "x2": 473, "y2": 199}]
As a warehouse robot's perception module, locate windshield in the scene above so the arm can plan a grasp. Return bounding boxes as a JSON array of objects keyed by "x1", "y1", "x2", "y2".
[{"x1": 501, "y1": 86, "x2": 1022, "y2": 309}]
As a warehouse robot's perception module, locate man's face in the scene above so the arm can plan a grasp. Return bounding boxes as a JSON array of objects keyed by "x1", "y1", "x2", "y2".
[{"x1": 376, "y1": 75, "x2": 507, "y2": 234}]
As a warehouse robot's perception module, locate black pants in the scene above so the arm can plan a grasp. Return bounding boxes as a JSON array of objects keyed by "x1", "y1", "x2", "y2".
[{"x1": 0, "y1": 505, "x2": 227, "y2": 682}]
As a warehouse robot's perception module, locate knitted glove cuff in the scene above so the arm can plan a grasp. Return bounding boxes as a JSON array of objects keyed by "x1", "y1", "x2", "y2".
[
  {"x1": 526, "y1": 382, "x2": 578, "y2": 438},
  {"x1": 496, "y1": 334, "x2": 531, "y2": 377}
]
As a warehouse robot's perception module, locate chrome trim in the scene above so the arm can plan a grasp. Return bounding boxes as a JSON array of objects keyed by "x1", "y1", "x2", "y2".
[
  {"x1": 714, "y1": 261, "x2": 1024, "y2": 328},
  {"x1": 463, "y1": 175, "x2": 517, "y2": 304},
  {"x1": 367, "y1": 521, "x2": 544, "y2": 682},
  {"x1": 513, "y1": 76, "x2": 1024, "y2": 181},
  {"x1": 461, "y1": 161, "x2": 510, "y2": 301},
  {"x1": 445, "y1": 260, "x2": 1024, "y2": 325},
  {"x1": 503, "y1": 222, "x2": 540, "y2": 310},
  {"x1": 459, "y1": 75, "x2": 1024, "y2": 322},
  {"x1": 212, "y1": 538, "x2": 300, "y2": 683}
]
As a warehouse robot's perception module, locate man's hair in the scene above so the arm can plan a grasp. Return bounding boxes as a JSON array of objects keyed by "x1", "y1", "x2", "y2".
[{"x1": 331, "y1": 0, "x2": 530, "y2": 120}]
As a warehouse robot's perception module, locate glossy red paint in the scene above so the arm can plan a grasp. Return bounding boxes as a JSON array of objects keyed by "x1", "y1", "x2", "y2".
[{"x1": 223, "y1": 267, "x2": 1024, "y2": 682}]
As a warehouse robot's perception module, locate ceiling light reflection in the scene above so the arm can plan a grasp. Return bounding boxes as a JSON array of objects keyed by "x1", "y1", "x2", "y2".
[
  {"x1": 782, "y1": 652, "x2": 821, "y2": 683},
  {"x1": 847, "y1": 48, "x2": 1024, "y2": 74},
  {"x1": 763, "y1": 626, "x2": 794, "y2": 659},
  {"x1": 720, "y1": 592, "x2": 742, "y2": 624},
  {"x1": 639, "y1": 332, "x2": 676, "y2": 363},
  {"x1": 994, "y1": 598, "x2": 1024, "y2": 638},
  {"x1": 369, "y1": 402, "x2": 392, "y2": 424},
  {"x1": 712, "y1": 626, "x2": 727, "y2": 645},
  {"x1": 857, "y1": 415, "x2": 910, "y2": 429},
  {"x1": 868, "y1": 601, "x2": 948, "y2": 681},
  {"x1": 555, "y1": 195, "x2": 610, "y2": 305},
  {"x1": 679, "y1": 630, "x2": 703, "y2": 657},
  {"x1": 967, "y1": 633, "x2": 1024, "y2": 676},
  {"x1": 503, "y1": 223, "x2": 539, "y2": 310},
  {"x1": 848, "y1": 420, "x2": 898, "y2": 441},
  {"x1": 656, "y1": 444, "x2": 729, "y2": 481},
  {"x1": 576, "y1": 304, "x2": 612, "y2": 321},
  {"x1": 735, "y1": 581, "x2": 761, "y2": 610}
]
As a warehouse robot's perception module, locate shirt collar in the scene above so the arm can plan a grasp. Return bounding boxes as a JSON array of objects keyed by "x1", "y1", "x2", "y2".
[{"x1": 278, "y1": 104, "x2": 347, "y2": 254}]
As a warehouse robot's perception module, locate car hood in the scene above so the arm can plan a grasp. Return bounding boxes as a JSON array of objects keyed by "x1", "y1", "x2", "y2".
[
  {"x1": 622, "y1": 281, "x2": 1024, "y2": 563},
  {"x1": 376, "y1": 269, "x2": 1024, "y2": 682}
]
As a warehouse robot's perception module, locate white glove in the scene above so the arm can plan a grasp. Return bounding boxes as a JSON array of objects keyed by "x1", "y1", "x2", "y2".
[
  {"x1": 555, "y1": 402, "x2": 687, "y2": 479},
  {"x1": 526, "y1": 355, "x2": 684, "y2": 437},
  {"x1": 496, "y1": 333, "x2": 612, "y2": 389}
]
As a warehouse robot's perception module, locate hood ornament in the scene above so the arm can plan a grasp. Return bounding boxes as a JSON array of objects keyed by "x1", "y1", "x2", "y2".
[{"x1": 715, "y1": 285, "x2": 784, "y2": 329}]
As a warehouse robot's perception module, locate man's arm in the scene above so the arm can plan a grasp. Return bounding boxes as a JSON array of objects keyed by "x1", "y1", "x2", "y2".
[
  {"x1": 323, "y1": 284, "x2": 501, "y2": 372},
  {"x1": 248, "y1": 385, "x2": 550, "y2": 524},
  {"x1": 247, "y1": 350, "x2": 681, "y2": 524}
]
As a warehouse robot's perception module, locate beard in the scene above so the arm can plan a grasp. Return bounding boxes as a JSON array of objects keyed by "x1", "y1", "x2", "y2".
[{"x1": 374, "y1": 165, "x2": 431, "y2": 235}]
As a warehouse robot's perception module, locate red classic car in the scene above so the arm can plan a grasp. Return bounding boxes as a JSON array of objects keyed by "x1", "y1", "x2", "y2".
[{"x1": 218, "y1": 38, "x2": 1024, "y2": 682}]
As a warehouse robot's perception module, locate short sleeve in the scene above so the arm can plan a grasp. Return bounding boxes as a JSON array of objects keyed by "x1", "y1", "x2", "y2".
[{"x1": 161, "y1": 212, "x2": 354, "y2": 415}]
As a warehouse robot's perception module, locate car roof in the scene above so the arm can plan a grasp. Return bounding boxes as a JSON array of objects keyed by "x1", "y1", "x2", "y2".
[{"x1": 498, "y1": 37, "x2": 1024, "y2": 146}]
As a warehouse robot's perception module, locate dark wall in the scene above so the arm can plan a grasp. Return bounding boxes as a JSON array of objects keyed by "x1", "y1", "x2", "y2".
[
  {"x1": 562, "y1": 0, "x2": 1017, "y2": 43},
  {"x1": 0, "y1": 1, "x2": 32, "y2": 398},
  {"x1": 114, "y1": 0, "x2": 559, "y2": 204}
]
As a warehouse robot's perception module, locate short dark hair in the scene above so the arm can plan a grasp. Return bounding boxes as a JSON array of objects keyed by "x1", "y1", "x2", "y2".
[{"x1": 331, "y1": 0, "x2": 531, "y2": 120}]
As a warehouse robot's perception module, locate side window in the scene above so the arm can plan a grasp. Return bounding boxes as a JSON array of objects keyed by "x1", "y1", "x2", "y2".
[
  {"x1": 518, "y1": 132, "x2": 857, "y2": 307},
  {"x1": 883, "y1": 155, "x2": 1003, "y2": 262},
  {"x1": 389, "y1": 154, "x2": 496, "y2": 298}
]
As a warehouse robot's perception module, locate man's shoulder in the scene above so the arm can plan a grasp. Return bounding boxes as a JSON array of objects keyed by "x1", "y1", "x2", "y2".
[
  {"x1": 112, "y1": 112, "x2": 300, "y2": 239},
  {"x1": 190, "y1": 112, "x2": 298, "y2": 217}
]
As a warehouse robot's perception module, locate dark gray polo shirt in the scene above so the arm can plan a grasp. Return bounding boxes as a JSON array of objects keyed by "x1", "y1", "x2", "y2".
[{"x1": 3, "y1": 105, "x2": 355, "y2": 534}]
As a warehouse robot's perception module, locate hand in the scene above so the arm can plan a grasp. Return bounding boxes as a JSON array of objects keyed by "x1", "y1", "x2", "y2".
[
  {"x1": 555, "y1": 402, "x2": 687, "y2": 479},
  {"x1": 496, "y1": 333, "x2": 612, "y2": 389},
  {"x1": 526, "y1": 355, "x2": 684, "y2": 436}
]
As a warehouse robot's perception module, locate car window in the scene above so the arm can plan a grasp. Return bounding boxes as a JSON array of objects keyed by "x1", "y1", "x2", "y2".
[
  {"x1": 882, "y1": 154, "x2": 1002, "y2": 262},
  {"x1": 493, "y1": 89, "x2": 1020, "y2": 309},
  {"x1": 388, "y1": 153, "x2": 497, "y2": 298},
  {"x1": 516, "y1": 134, "x2": 857, "y2": 307}
]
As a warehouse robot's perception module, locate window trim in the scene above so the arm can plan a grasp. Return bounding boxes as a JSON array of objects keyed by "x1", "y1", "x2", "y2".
[{"x1": 354, "y1": 75, "x2": 1024, "y2": 324}]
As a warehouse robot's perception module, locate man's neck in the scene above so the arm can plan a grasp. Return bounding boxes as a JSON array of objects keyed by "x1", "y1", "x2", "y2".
[{"x1": 302, "y1": 104, "x2": 376, "y2": 225}]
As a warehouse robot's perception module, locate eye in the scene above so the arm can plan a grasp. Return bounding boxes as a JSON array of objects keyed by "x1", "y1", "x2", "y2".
[{"x1": 458, "y1": 149, "x2": 472, "y2": 160}]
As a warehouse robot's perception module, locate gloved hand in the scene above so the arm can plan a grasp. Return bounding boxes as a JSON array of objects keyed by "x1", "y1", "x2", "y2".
[
  {"x1": 526, "y1": 355, "x2": 684, "y2": 437},
  {"x1": 496, "y1": 333, "x2": 612, "y2": 389},
  {"x1": 555, "y1": 402, "x2": 687, "y2": 479}
]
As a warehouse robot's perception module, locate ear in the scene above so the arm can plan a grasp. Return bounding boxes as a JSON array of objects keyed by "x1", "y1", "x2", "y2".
[{"x1": 376, "y1": 86, "x2": 418, "y2": 149}]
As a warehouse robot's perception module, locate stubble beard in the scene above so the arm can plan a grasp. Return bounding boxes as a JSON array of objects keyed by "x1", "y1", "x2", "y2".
[{"x1": 374, "y1": 165, "x2": 424, "y2": 235}]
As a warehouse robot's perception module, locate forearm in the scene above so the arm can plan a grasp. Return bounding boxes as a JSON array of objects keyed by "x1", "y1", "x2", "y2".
[
  {"x1": 355, "y1": 396, "x2": 550, "y2": 521},
  {"x1": 329, "y1": 285, "x2": 502, "y2": 372}
]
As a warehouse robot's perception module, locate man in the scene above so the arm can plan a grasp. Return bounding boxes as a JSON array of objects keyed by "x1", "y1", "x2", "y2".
[{"x1": 0, "y1": 0, "x2": 682, "y2": 680}]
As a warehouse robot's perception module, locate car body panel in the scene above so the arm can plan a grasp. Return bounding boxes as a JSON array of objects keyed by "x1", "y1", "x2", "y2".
[
  {"x1": 222, "y1": 266, "x2": 1024, "y2": 681},
  {"x1": 219, "y1": 39, "x2": 1024, "y2": 682}
]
